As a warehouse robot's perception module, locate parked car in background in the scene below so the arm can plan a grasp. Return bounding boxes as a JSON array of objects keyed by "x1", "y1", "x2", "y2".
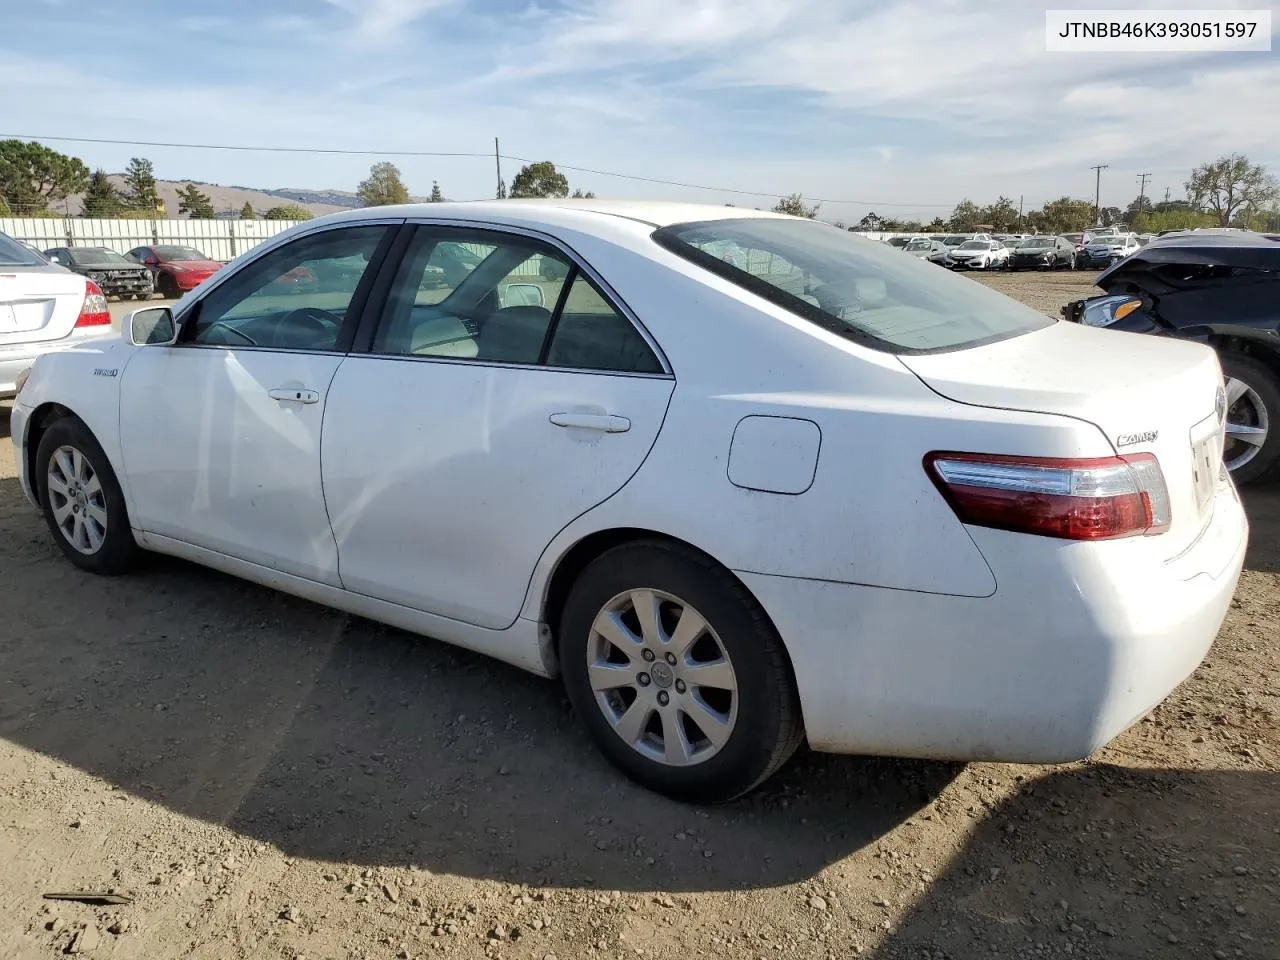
[
  {"x1": 940, "y1": 233, "x2": 992, "y2": 249},
  {"x1": 885, "y1": 236, "x2": 914, "y2": 248},
  {"x1": 127, "y1": 245, "x2": 222, "y2": 299},
  {"x1": 1009, "y1": 236, "x2": 1077, "y2": 271},
  {"x1": 43, "y1": 247, "x2": 154, "y2": 300},
  {"x1": 1064, "y1": 232, "x2": 1280, "y2": 485},
  {"x1": 0, "y1": 231, "x2": 113, "y2": 399},
  {"x1": 11, "y1": 201, "x2": 1246, "y2": 801},
  {"x1": 945, "y1": 239, "x2": 1010, "y2": 270},
  {"x1": 901, "y1": 237, "x2": 950, "y2": 262},
  {"x1": 1060, "y1": 232, "x2": 1095, "y2": 255},
  {"x1": 1077, "y1": 234, "x2": 1141, "y2": 270}
]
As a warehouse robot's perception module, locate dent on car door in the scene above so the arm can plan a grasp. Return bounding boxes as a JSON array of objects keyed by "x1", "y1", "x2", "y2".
[
  {"x1": 321, "y1": 225, "x2": 675, "y2": 629},
  {"x1": 117, "y1": 224, "x2": 395, "y2": 583}
]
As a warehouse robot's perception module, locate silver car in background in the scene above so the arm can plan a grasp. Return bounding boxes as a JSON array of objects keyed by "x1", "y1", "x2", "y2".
[{"x1": 0, "y1": 231, "x2": 113, "y2": 398}]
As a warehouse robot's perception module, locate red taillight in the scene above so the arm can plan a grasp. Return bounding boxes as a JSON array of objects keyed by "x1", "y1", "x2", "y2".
[
  {"x1": 75, "y1": 280, "x2": 111, "y2": 328},
  {"x1": 925, "y1": 452, "x2": 1172, "y2": 541}
]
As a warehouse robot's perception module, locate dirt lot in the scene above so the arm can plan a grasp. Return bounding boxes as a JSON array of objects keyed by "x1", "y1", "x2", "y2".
[{"x1": 1, "y1": 271, "x2": 1276, "y2": 960}]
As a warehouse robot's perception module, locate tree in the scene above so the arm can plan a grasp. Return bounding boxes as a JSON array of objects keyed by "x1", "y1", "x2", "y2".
[
  {"x1": 81, "y1": 170, "x2": 123, "y2": 218},
  {"x1": 570, "y1": 187, "x2": 596, "y2": 199},
  {"x1": 948, "y1": 199, "x2": 983, "y2": 231},
  {"x1": 1186, "y1": 154, "x2": 1279, "y2": 227},
  {"x1": 357, "y1": 161, "x2": 410, "y2": 207},
  {"x1": 857, "y1": 212, "x2": 886, "y2": 230},
  {"x1": 1026, "y1": 197, "x2": 1096, "y2": 234},
  {"x1": 123, "y1": 157, "x2": 162, "y2": 212},
  {"x1": 0, "y1": 139, "x2": 90, "y2": 213},
  {"x1": 509, "y1": 161, "x2": 569, "y2": 199},
  {"x1": 240, "y1": 202, "x2": 255, "y2": 219},
  {"x1": 979, "y1": 196, "x2": 1020, "y2": 232},
  {"x1": 773, "y1": 193, "x2": 819, "y2": 218},
  {"x1": 1124, "y1": 194, "x2": 1153, "y2": 225},
  {"x1": 263, "y1": 203, "x2": 313, "y2": 221},
  {"x1": 177, "y1": 183, "x2": 214, "y2": 219},
  {"x1": 1097, "y1": 206, "x2": 1124, "y2": 227},
  {"x1": 429, "y1": 180, "x2": 444, "y2": 202}
]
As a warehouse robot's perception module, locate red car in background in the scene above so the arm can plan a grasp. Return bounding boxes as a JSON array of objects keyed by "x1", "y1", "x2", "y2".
[{"x1": 127, "y1": 244, "x2": 223, "y2": 298}]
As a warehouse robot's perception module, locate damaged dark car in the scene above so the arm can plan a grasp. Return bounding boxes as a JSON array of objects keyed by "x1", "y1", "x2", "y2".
[
  {"x1": 1063, "y1": 232, "x2": 1280, "y2": 485},
  {"x1": 42, "y1": 246, "x2": 155, "y2": 299}
]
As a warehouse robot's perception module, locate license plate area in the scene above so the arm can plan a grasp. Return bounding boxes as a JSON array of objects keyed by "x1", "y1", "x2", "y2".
[{"x1": 1191, "y1": 432, "x2": 1221, "y2": 514}]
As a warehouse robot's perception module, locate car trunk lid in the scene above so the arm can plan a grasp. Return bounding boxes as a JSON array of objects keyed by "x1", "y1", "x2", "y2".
[
  {"x1": 900, "y1": 320, "x2": 1227, "y2": 557},
  {"x1": 0, "y1": 266, "x2": 86, "y2": 345}
]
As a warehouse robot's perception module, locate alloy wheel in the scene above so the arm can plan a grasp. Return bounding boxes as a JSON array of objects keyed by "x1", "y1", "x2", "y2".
[
  {"x1": 46, "y1": 445, "x2": 108, "y2": 555},
  {"x1": 1223, "y1": 376, "x2": 1270, "y2": 473},
  {"x1": 586, "y1": 589, "x2": 739, "y2": 766}
]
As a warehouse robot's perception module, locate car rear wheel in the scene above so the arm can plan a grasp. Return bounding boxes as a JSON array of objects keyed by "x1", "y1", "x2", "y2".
[
  {"x1": 1220, "y1": 355, "x2": 1280, "y2": 486},
  {"x1": 559, "y1": 541, "x2": 803, "y2": 803},
  {"x1": 36, "y1": 417, "x2": 140, "y2": 574}
]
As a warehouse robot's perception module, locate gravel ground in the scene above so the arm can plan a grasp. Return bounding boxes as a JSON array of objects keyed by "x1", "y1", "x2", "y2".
[{"x1": 1, "y1": 272, "x2": 1276, "y2": 960}]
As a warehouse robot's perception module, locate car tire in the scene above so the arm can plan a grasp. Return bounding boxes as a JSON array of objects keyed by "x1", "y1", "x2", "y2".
[
  {"x1": 1220, "y1": 354, "x2": 1280, "y2": 486},
  {"x1": 559, "y1": 540, "x2": 804, "y2": 803},
  {"x1": 158, "y1": 273, "x2": 181, "y2": 299},
  {"x1": 35, "y1": 417, "x2": 140, "y2": 575}
]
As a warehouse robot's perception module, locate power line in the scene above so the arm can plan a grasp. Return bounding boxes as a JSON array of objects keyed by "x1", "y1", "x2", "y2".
[{"x1": 0, "y1": 133, "x2": 953, "y2": 211}]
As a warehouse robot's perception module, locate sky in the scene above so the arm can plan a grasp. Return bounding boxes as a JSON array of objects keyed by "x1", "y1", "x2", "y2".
[{"x1": 2, "y1": 0, "x2": 1277, "y2": 222}]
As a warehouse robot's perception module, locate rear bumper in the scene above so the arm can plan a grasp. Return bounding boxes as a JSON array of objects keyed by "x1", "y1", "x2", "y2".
[{"x1": 739, "y1": 480, "x2": 1247, "y2": 762}]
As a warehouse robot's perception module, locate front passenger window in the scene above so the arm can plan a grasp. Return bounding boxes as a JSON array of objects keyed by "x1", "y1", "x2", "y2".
[{"x1": 188, "y1": 226, "x2": 387, "y2": 351}]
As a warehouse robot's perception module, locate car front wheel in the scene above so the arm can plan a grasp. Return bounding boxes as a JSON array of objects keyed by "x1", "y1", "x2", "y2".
[
  {"x1": 1221, "y1": 354, "x2": 1280, "y2": 486},
  {"x1": 36, "y1": 417, "x2": 140, "y2": 574},
  {"x1": 559, "y1": 541, "x2": 803, "y2": 802}
]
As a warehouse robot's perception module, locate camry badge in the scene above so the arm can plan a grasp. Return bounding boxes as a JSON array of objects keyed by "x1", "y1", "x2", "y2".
[
  {"x1": 1116, "y1": 430, "x2": 1159, "y2": 447},
  {"x1": 1215, "y1": 386, "x2": 1227, "y2": 423}
]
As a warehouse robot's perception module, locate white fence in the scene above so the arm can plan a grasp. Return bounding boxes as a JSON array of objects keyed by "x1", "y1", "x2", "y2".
[{"x1": 0, "y1": 218, "x2": 303, "y2": 262}]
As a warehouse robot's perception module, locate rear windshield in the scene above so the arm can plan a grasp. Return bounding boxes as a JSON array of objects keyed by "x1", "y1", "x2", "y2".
[
  {"x1": 958, "y1": 240, "x2": 990, "y2": 250},
  {"x1": 653, "y1": 218, "x2": 1053, "y2": 354},
  {"x1": 0, "y1": 233, "x2": 44, "y2": 266}
]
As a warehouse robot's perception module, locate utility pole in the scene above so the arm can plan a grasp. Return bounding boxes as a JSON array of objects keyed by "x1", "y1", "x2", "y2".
[
  {"x1": 1090, "y1": 163, "x2": 1109, "y2": 226},
  {"x1": 1135, "y1": 172, "x2": 1151, "y2": 228},
  {"x1": 1018, "y1": 194, "x2": 1023, "y2": 218},
  {"x1": 494, "y1": 137, "x2": 505, "y2": 199},
  {"x1": 1163, "y1": 186, "x2": 1172, "y2": 203}
]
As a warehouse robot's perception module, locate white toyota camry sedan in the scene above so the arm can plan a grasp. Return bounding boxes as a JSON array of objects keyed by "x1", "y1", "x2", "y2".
[{"x1": 9, "y1": 201, "x2": 1248, "y2": 802}]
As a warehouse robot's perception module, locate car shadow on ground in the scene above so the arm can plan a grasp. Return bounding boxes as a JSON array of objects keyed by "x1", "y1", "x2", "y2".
[
  {"x1": 0, "y1": 476, "x2": 959, "y2": 893},
  {"x1": 868, "y1": 765, "x2": 1279, "y2": 959},
  {"x1": 1240, "y1": 486, "x2": 1280, "y2": 574}
]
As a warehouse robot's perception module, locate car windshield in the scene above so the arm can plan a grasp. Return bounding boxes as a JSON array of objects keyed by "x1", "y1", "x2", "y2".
[
  {"x1": 69, "y1": 248, "x2": 132, "y2": 265},
  {"x1": 904, "y1": 239, "x2": 933, "y2": 251},
  {"x1": 0, "y1": 233, "x2": 45, "y2": 266},
  {"x1": 154, "y1": 245, "x2": 209, "y2": 261},
  {"x1": 653, "y1": 218, "x2": 1052, "y2": 354},
  {"x1": 958, "y1": 240, "x2": 989, "y2": 250},
  {"x1": 1018, "y1": 238, "x2": 1054, "y2": 249},
  {"x1": 942, "y1": 235, "x2": 966, "y2": 245}
]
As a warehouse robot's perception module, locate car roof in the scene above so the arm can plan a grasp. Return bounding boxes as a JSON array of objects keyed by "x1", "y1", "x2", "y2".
[{"x1": 310, "y1": 199, "x2": 794, "y2": 236}]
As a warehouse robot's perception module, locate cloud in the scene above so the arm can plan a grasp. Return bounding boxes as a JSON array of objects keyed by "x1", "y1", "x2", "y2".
[{"x1": 321, "y1": 0, "x2": 457, "y2": 42}]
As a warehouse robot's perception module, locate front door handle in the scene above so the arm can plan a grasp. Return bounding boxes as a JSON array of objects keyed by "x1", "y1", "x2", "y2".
[
  {"x1": 268, "y1": 387, "x2": 320, "y2": 404},
  {"x1": 549, "y1": 412, "x2": 631, "y2": 433}
]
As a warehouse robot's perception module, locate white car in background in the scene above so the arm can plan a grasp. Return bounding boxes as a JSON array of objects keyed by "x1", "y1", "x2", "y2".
[
  {"x1": 945, "y1": 238, "x2": 1010, "y2": 270},
  {"x1": 0, "y1": 231, "x2": 114, "y2": 399},
  {"x1": 9, "y1": 201, "x2": 1247, "y2": 802}
]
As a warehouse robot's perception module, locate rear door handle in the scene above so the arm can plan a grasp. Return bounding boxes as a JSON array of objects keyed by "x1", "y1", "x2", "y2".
[
  {"x1": 549, "y1": 412, "x2": 631, "y2": 433},
  {"x1": 268, "y1": 387, "x2": 320, "y2": 404}
]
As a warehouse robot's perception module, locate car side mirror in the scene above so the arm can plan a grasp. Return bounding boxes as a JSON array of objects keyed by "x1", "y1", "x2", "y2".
[
  {"x1": 500, "y1": 283, "x2": 546, "y2": 309},
  {"x1": 128, "y1": 306, "x2": 179, "y2": 346}
]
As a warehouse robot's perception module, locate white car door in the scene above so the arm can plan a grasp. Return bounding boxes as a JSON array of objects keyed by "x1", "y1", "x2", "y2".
[
  {"x1": 118, "y1": 224, "x2": 395, "y2": 584},
  {"x1": 321, "y1": 224, "x2": 675, "y2": 629}
]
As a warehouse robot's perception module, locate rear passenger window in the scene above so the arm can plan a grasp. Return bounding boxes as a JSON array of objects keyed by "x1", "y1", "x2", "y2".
[{"x1": 546, "y1": 275, "x2": 663, "y2": 374}]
